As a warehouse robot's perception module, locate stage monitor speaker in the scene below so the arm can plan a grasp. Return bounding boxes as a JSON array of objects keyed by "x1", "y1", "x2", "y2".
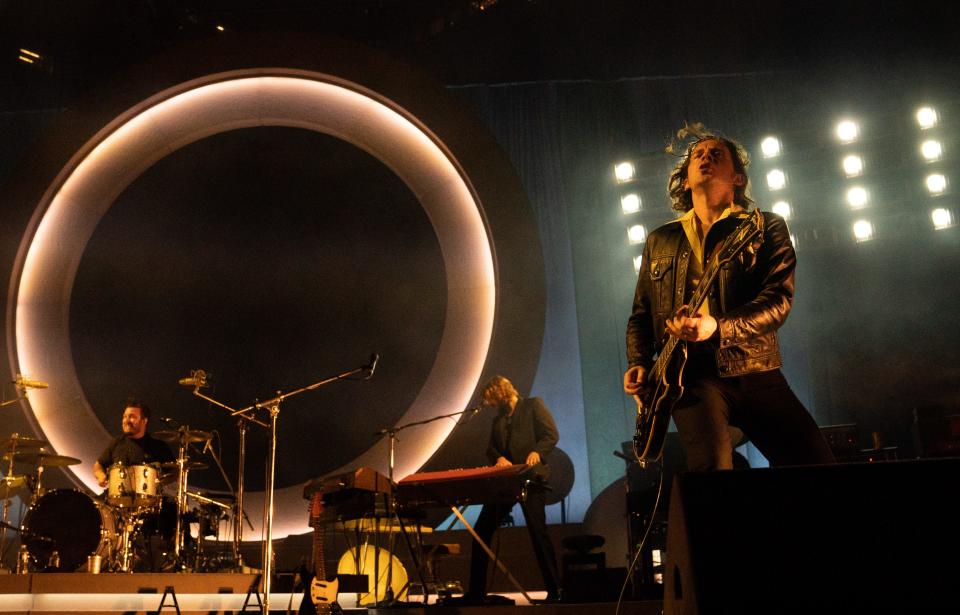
[{"x1": 664, "y1": 459, "x2": 960, "y2": 614}]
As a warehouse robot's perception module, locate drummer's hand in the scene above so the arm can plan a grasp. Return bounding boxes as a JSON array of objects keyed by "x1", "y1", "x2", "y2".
[
  {"x1": 495, "y1": 456, "x2": 512, "y2": 468},
  {"x1": 525, "y1": 451, "x2": 541, "y2": 466}
]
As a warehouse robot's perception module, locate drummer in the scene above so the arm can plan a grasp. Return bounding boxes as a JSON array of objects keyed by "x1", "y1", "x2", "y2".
[{"x1": 92, "y1": 399, "x2": 175, "y2": 487}]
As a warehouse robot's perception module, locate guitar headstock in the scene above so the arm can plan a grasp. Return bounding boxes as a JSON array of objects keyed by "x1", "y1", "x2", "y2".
[
  {"x1": 309, "y1": 490, "x2": 325, "y2": 527},
  {"x1": 715, "y1": 208, "x2": 765, "y2": 268}
]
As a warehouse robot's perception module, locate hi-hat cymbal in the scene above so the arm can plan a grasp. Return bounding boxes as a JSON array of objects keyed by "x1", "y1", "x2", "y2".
[
  {"x1": 0, "y1": 434, "x2": 48, "y2": 451},
  {"x1": 1, "y1": 451, "x2": 81, "y2": 467},
  {"x1": 0, "y1": 475, "x2": 28, "y2": 500},
  {"x1": 152, "y1": 429, "x2": 211, "y2": 444}
]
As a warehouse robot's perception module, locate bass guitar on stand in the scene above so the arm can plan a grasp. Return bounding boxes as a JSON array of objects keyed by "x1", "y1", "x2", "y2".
[
  {"x1": 632, "y1": 208, "x2": 765, "y2": 465},
  {"x1": 299, "y1": 491, "x2": 340, "y2": 615}
]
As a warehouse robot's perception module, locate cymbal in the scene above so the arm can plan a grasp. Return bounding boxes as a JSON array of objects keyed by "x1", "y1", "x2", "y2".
[
  {"x1": 153, "y1": 429, "x2": 211, "y2": 444},
  {"x1": 0, "y1": 435, "x2": 48, "y2": 451},
  {"x1": 158, "y1": 461, "x2": 209, "y2": 471},
  {"x1": 1, "y1": 451, "x2": 81, "y2": 467},
  {"x1": 0, "y1": 475, "x2": 28, "y2": 500},
  {"x1": 157, "y1": 460, "x2": 208, "y2": 485}
]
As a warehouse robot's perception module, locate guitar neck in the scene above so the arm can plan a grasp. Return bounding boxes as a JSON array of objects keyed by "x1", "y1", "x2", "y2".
[
  {"x1": 649, "y1": 254, "x2": 721, "y2": 382},
  {"x1": 648, "y1": 212, "x2": 760, "y2": 383},
  {"x1": 312, "y1": 522, "x2": 325, "y2": 581}
]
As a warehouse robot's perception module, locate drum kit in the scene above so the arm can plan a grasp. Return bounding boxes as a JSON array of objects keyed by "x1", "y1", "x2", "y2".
[{"x1": 0, "y1": 428, "x2": 232, "y2": 573}]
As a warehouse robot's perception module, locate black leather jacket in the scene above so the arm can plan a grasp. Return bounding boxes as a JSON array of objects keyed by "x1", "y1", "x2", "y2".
[{"x1": 626, "y1": 209, "x2": 795, "y2": 378}]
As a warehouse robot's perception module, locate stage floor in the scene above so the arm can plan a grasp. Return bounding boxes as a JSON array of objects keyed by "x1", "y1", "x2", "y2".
[{"x1": 0, "y1": 573, "x2": 662, "y2": 614}]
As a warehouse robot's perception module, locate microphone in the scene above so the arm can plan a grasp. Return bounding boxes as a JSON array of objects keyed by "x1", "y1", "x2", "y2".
[
  {"x1": 14, "y1": 374, "x2": 48, "y2": 389},
  {"x1": 365, "y1": 354, "x2": 380, "y2": 379},
  {"x1": 178, "y1": 370, "x2": 208, "y2": 388}
]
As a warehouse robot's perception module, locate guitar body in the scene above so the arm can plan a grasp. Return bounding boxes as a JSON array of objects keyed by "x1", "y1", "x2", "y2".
[
  {"x1": 310, "y1": 576, "x2": 340, "y2": 610},
  {"x1": 633, "y1": 344, "x2": 687, "y2": 464},
  {"x1": 298, "y1": 564, "x2": 319, "y2": 615},
  {"x1": 632, "y1": 209, "x2": 765, "y2": 466}
]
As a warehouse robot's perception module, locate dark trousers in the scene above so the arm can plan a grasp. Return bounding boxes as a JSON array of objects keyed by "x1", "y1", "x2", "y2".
[
  {"x1": 467, "y1": 489, "x2": 560, "y2": 598},
  {"x1": 671, "y1": 356, "x2": 836, "y2": 471}
]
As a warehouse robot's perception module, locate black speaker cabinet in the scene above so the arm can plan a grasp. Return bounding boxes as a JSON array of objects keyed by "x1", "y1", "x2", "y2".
[{"x1": 664, "y1": 459, "x2": 960, "y2": 614}]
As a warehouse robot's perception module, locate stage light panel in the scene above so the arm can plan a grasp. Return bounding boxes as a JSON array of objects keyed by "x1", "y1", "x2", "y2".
[
  {"x1": 628, "y1": 224, "x2": 647, "y2": 245},
  {"x1": 614, "y1": 161, "x2": 636, "y2": 183},
  {"x1": 766, "y1": 169, "x2": 786, "y2": 191},
  {"x1": 852, "y1": 219, "x2": 874, "y2": 242},
  {"x1": 846, "y1": 186, "x2": 869, "y2": 209},
  {"x1": 620, "y1": 193, "x2": 641, "y2": 214},
  {"x1": 633, "y1": 255, "x2": 643, "y2": 273},
  {"x1": 836, "y1": 120, "x2": 859, "y2": 143},
  {"x1": 926, "y1": 173, "x2": 947, "y2": 195},
  {"x1": 760, "y1": 136, "x2": 781, "y2": 158},
  {"x1": 771, "y1": 200, "x2": 792, "y2": 220},
  {"x1": 931, "y1": 208, "x2": 953, "y2": 230},
  {"x1": 921, "y1": 140, "x2": 942, "y2": 162},
  {"x1": 916, "y1": 107, "x2": 938, "y2": 129},
  {"x1": 842, "y1": 154, "x2": 864, "y2": 177}
]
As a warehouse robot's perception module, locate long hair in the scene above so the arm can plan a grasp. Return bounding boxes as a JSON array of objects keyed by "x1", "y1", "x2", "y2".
[
  {"x1": 481, "y1": 375, "x2": 519, "y2": 406},
  {"x1": 666, "y1": 124, "x2": 755, "y2": 213}
]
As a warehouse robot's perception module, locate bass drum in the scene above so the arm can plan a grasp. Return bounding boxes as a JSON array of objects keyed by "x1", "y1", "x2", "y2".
[
  {"x1": 337, "y1": 546, "x2": 408, "y2": 606},
  {"x1": 22, "y1": 489, "x2": 117, "y2": 571}
]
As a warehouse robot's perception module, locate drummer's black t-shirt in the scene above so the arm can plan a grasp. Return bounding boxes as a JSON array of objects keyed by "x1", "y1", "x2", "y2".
[{"x1": 97, "y1": 433, "x2": 175, "y2": 468}]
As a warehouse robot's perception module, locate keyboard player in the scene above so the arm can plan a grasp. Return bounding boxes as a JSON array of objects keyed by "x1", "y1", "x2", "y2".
[{"x1": 465, "y1": 375, "x2": 561, "y2": 603}]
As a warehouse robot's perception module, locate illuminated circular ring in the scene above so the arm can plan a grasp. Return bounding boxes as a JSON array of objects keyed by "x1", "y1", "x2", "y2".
[{"x1": 11, "y1": 70, "x2": 495, "y2": 537}]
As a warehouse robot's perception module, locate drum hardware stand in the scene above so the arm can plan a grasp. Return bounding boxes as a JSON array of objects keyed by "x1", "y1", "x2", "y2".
[
  {"x1": 1, "y1": 378, "x2": 47, "y2": 570},
  {"x1": 184, "y1": 490, "x2": 231, "y2": 570},
  {"x1": 116, "y1": 507, "x2": 147, "y2": 573},
  {"x1": 372, "y1": 405, "x2": 479, "y2": 606},
  {"x1": 0, "y1": 432, "x2": 26, "y2": 570},
  {"x1": 182, "y1": 355, "x2": 377, "y2": 615},
  {"x1": 169, "y1": 426, "x2": 210, "y2": 570}
]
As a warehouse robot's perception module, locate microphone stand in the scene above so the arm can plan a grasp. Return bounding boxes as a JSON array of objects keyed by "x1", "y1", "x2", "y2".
[
  {"x1": 373, "y1": 405, "x2": 481, "y2": 606},
  {"x1": 187, "y1": 387, "x2": 266, "y2": 572},
  {"x1": 187, "y1": 358, "x2": 375, "y2": 615}
]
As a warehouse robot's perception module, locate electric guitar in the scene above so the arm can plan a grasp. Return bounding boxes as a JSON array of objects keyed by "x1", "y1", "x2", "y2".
[
  {"x1": 633, "y1": 208, "x2": 765, "y2": 464},
  {"x1": 299, "y1": 492, "x2": 340, "y2": 615}
]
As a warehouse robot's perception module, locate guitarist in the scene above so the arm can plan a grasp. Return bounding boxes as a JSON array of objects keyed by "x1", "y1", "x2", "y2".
[{"x1": 623, "y1": 128, "x2": 834, "y2": 471}]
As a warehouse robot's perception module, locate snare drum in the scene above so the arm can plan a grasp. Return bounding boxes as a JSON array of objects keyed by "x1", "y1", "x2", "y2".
[
  {"x1": 107, "y1": 463, "x2": 161, "y2": 509},
  {"x1": 22, "y1": 489, "x2": 117, "y2": 571}
]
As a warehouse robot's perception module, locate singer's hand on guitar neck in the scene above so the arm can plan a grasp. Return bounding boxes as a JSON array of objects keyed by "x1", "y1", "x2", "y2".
[{"x1": 665, "y1": 305, "x2": 718, "y2": 342}]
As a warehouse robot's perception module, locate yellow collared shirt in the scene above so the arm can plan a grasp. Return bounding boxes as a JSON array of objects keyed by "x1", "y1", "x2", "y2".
[{"x1": 678, "y1": 206, "x2": 738, "y2": 317}]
